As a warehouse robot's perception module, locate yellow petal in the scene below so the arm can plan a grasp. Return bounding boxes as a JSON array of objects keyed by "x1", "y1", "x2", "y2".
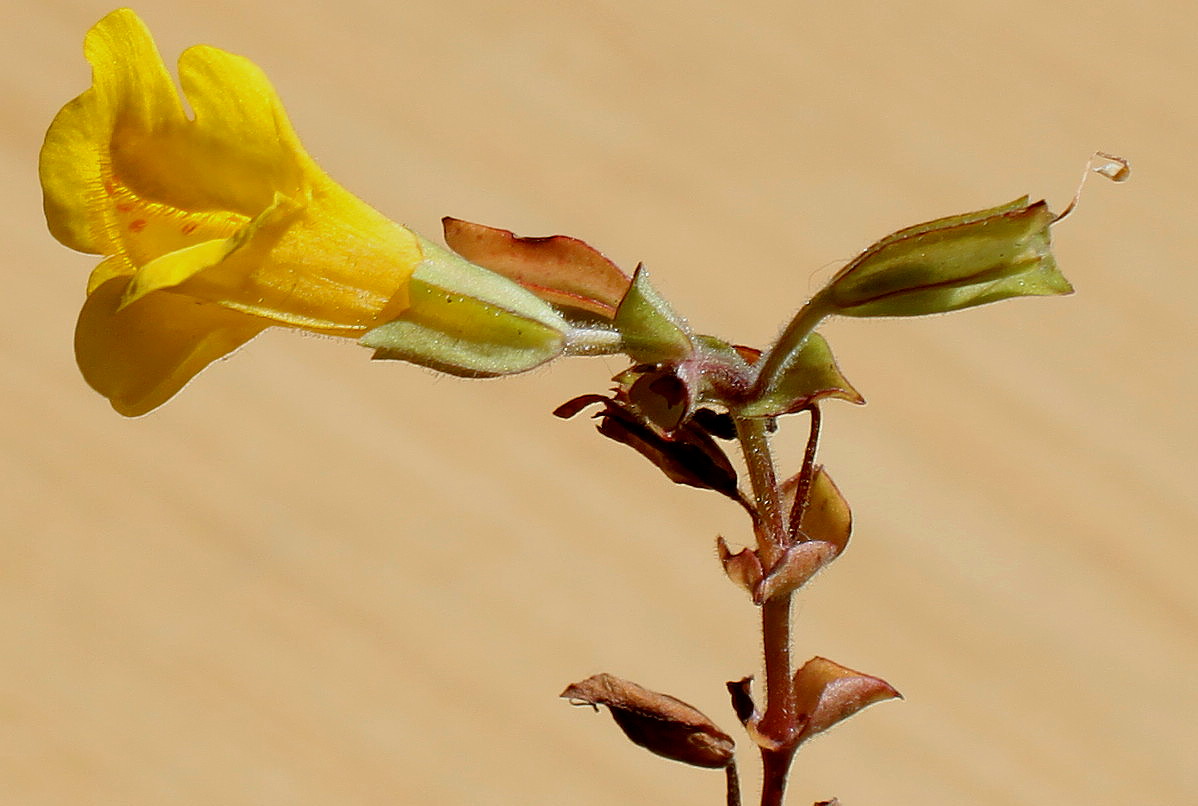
[
  {"x1": 121, "y1": 190, "x2": 417, "y2": 334},
  {"x1": 86, "y1": 255, "x2": 134, "y2": 295},
  {"x1": 104, "y1": 44, "x2": 305, "y2": 220},
  {"x1": 174, "y1": 43, "x2": 311, "y2": 210},
  {"x1": 119, "y1": 238, "x2": 247, "y2": 309},
  {"x1": 76, "y1": 277, "x2": 268, "y2": 417},
  {"x1": 207, "y1": 187, "x2": 418, "y2": 333},
  {"x1": 40, "y1": 9, "x2": 185, "y2": 253},
  {"x1": 120, "y1": 192, "x2": 303, "y2": 309}
]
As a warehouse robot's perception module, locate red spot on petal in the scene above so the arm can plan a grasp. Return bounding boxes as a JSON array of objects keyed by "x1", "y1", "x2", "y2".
[
  {"x1": 181, "y1": 222, "x2": 198, "y2": 235},
  {"x1": 115, "y1": 201, "x2": 135, "y2": 213},
  {"x1": 128, "y1": 219, "x2": 148, "y2": 233}
]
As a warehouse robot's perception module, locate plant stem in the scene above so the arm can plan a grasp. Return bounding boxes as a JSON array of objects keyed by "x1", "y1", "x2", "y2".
[
  {"x1": 750, "y1": 294, "x2": 833, "y2": 400},
  {"x1": 787, "y1": 405, "x2": 822, "y2": 540},
  {"x1": 760, "y1": 746, "x2": 798, "y2": 806},
  {"x1": 736, "y1": 407, "x2": 825, "y2": 804},
  {"x1": 734, "y1": 416, "x2": 798, "y2": 805},
  {"x1": 735, "y1": 417, "x2": 787, "y2": 565},
  {"x1": 564, "y1": 326, "x2": 623, "y2": 355},
  {"x1": 725, "y1": 760, "x2": 742, "y2": 806}
]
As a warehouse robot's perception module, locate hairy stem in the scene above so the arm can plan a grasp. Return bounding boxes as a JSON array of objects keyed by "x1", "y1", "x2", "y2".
[
  {"x1": 735, "y1": 416, "x2": 798, "y2": 803},
  {"x1": 787, "y1": 405, "x2": 823, "y2": 540},
  {"x1": 736, "y1": 417, "x2": 787, "y2": 565},
  {"x1": 726, "y1": 760, "x2": 742, "y2": 806},
  {"x1": 737, "y1": 407, "x2": 826, "y2": 804},
  {"x1": 760, "y1": 746, "x2": 798, "y2": 806},
  {"x1": 751, "y1": 294, "x2": 834, "y2": 400}
]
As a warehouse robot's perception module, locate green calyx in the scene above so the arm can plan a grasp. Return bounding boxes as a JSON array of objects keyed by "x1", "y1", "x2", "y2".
[{"x1": 361, "y1": 236, "x2": 570, "y2": 377}]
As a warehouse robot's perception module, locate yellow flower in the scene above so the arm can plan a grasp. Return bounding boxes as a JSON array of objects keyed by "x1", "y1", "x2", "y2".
[{"x1": 41, "y1": 9, "x2": 422, "y2": 415}]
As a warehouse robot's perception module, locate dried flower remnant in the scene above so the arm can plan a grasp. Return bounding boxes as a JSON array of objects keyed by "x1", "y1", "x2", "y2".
[
  {"x1": 553, "y1": 393, "x2": 744, "y2": 504},
  {"x1": 1053, "y1": 151, "x2": 1132, "y2": 223},
  {"x1": 1092, "y1": 152, "x2": 1131, "y2": 182}
]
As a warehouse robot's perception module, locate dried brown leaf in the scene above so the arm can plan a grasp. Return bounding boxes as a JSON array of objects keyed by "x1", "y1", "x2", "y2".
[
  {"x1": 555, "y1": 395, "x2": 741, "y2": 501},
  {"x1": 717, "y1": 537, "x2": 763, "y2": 595},
  {"x1": 443, "y1": 217, "x2": 631, "y2": 318},
  {"x1": 562, "y1": 673, "x2": 735, "y2": 768}
]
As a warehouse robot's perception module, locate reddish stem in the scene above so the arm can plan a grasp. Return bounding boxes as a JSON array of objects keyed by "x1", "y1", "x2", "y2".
[
  {"x1": 787, "y1": 405, "x2": 822, "y2": 540},
  {"x1": 734, "y1": 418, "x2": 797, "y2": 789},
  {"x1": 725, "y1": 760, "x2": 742, "y2": 806},
  {"x1": 735, "y1": 410, "x2": 824, "y2": 805},
  {"x1": 760, "y1": 747, "x2": 799, "y2": 806}
]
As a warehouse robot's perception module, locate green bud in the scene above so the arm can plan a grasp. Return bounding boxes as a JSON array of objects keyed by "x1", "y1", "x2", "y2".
[
  {"x1": 361, "y1": 236, "x2": 569, "y2": 377},
  {"x1": 823, "y1": 197, "x2": 1070, "y2": 318}
]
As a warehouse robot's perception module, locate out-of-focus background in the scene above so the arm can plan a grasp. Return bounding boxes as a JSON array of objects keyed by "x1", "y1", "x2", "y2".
[{"x1": 4, "y1": 1, "x2": 1195, "y2": 804}]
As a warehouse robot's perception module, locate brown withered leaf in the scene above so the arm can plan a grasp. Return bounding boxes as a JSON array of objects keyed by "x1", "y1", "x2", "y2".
[
  {"x1": 562, "y1": 673, "x2": 735, "y2": 769},
  {"x1": 716, "y1": 537, "x2": 764, "y2": 595},
  {"x1": 792, "y1": 657, "x2": 901, "y2": 744},
  {"x1": 554, "y1": 394, "x2": 742, "y2": 502},
  {"x1": 443, "y1": 217, "x2": 631, "y2": 319}
]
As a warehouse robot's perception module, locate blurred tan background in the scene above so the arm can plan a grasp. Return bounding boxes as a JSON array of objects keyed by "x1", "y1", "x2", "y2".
[{"x1": 3, "y1": 1, "x2": 1195, "y2": 804}]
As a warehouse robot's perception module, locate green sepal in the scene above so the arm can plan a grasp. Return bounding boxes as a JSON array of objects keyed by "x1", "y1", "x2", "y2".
[
  {"x1": 361, "y1": 237, "x2": 568, "y2": 377},
  {"x1": 613, "y1": 266, "x2": 694, "y2": 363},
  {"x1": 825, "y1": 198, "x2": 1071, "y2": 317},
  {"x1": 738, "y1": 332, "x2": 863, "y2": 417}
]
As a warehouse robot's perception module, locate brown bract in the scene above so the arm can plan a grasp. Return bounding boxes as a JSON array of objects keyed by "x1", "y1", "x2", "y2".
[
  {"x1": 792, "y1": 657, "x2": 901, "y2": 744},
  {"x1": 561, "y1": 673, "x2": 735, "y2": 769}
]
